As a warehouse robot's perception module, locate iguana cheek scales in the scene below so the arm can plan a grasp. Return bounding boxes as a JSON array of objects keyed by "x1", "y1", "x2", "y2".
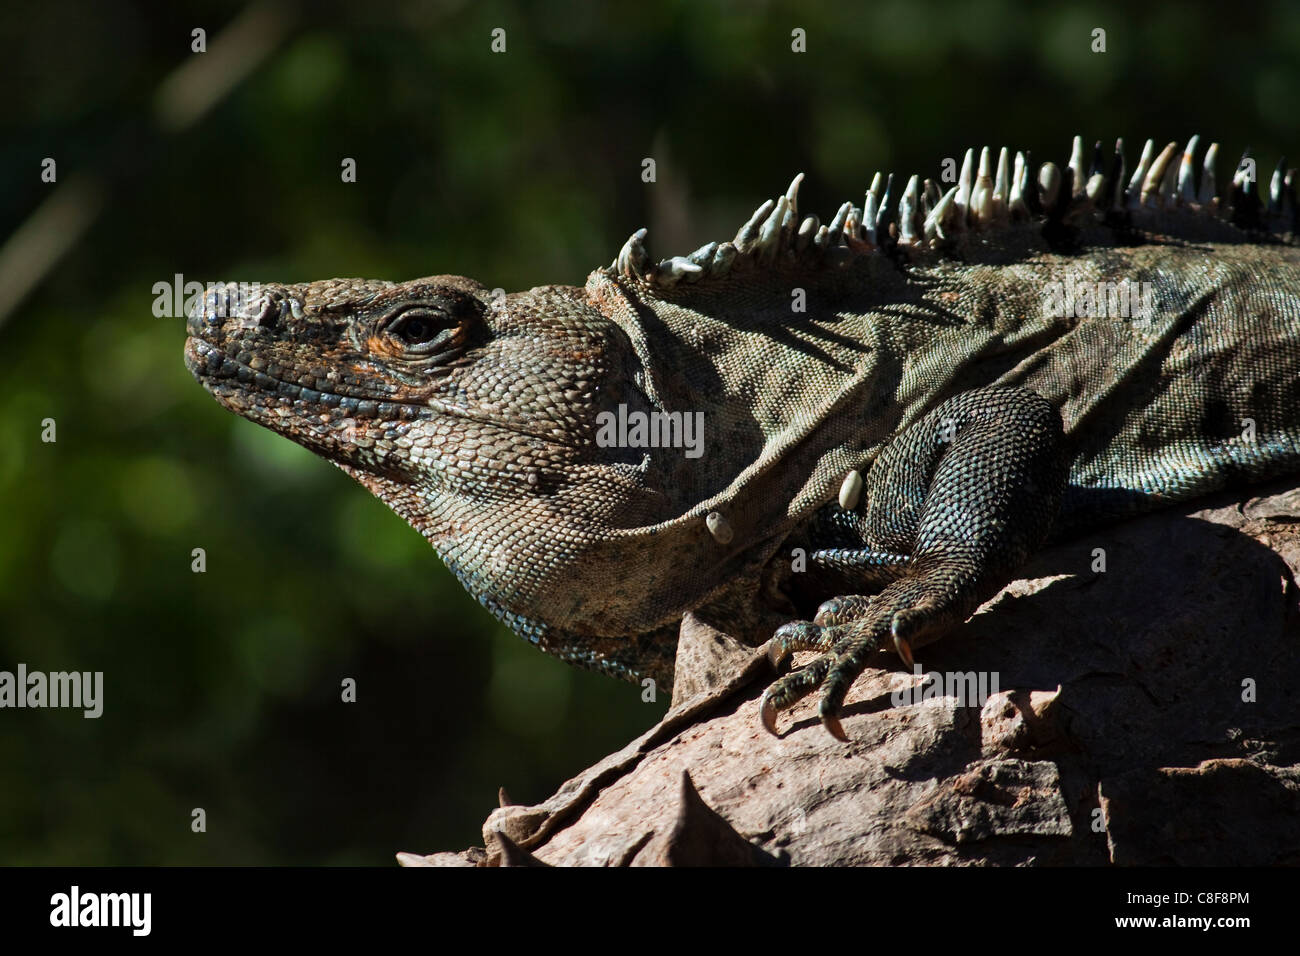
[{"x1": 187, "y1": 134, "x2": 1300, "y2": 739}]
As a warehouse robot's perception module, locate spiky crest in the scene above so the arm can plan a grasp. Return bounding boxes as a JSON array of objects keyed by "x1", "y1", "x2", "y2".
[{"x1": 603, "y1": 135, "x2": 1299, "y2": 289}]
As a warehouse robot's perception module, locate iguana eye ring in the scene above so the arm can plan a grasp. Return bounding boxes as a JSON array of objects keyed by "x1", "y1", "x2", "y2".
[{"x1": 386, "y1": 307, "x2": 460, "y2": 353}]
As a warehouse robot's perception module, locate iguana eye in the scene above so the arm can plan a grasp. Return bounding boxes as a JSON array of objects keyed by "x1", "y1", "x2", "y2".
[
  {"x1": 396, "y1": 315, "x2": 435, "y2": 344},
  {"x1": 386, "y1": 308, "x2": 459, "y2": 353}
]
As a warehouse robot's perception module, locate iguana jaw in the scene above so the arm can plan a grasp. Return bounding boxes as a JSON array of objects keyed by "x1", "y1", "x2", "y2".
[{"x1": 183, "y1": 332, "x2": 435, "y2": 471}]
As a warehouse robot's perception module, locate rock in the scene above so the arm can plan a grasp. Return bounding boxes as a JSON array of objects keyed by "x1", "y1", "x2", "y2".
[
  {"x1": 1099, "y1": 760, "x2": 1300, "y2": 865},
  {"x1": 397, "y1": 848, "x2": 485, "y2": 867},
  {"x1": 630, "y1": 771, "x2": 781, "y2": 866},
  {"x1": 400, "y1": 479, "x2": 1300, "y2": 866},
  {"x1": 670, "y1": 612, "x2": 759, "y2": 708}
]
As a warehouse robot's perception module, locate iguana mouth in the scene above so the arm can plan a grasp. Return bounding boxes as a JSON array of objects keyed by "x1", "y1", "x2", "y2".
[
  {"x1": 184, "y1": 335, "x2": 590, "y2": 451},
  {"x1": 184, "y1": 336, "x2": 433, "y2": 419}
]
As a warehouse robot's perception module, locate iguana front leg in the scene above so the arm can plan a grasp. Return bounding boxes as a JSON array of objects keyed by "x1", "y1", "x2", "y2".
[{"x1": 760, "y1": 386, "x2": 1069, "y2": 740}]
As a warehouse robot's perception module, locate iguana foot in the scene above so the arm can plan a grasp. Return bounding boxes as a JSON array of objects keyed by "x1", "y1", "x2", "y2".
[
  {"x1": 761, "y1": 596, "x2": 872, "y2": 738},
  {"x1": 760, "y1": 385, "x2": 1069, "y2": 740},
  {"x1": 759, "y1": 561, "x2": 976, "y2": 740}
]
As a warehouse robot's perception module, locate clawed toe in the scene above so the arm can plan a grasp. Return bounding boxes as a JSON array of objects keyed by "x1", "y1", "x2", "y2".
[
  {"x1": 766, "y1": 620, "x2": 834, "y2": 668},
  {"x1": 759, "y1": 591, "x2": 933, "y2": 740}
]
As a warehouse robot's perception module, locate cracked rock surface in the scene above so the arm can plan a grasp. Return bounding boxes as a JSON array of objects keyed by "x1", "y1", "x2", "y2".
[{"x1": 401, "y1": 481, "x2": 1300, "y2": 867}]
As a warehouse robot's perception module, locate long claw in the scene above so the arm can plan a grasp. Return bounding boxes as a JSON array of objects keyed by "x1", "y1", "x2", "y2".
[
  {"x1": 759, "y1": 692, "x2": 782, "y2": 737},
  {"x1": 821, "y1": 713, "x2": 848, "y2": 742},
  {"x1": 766, "y1": 640, "x2": 791, "y2": 669},
  {"x1": 819, "y1": 673, "x2": 854, "y2": 741},
  {"x1": 893, "y1": 634, "x2": 915, "y2": 670}
]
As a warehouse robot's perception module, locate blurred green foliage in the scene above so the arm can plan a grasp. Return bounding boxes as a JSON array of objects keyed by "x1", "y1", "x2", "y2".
[{"x1": 1, "y1": 0, "x2": 1297, "y2": 863}]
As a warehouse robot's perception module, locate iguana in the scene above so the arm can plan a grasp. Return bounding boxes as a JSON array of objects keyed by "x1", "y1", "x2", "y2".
[{"x1": 185, "y1": 135, "x2": 1300, "y2": 739}]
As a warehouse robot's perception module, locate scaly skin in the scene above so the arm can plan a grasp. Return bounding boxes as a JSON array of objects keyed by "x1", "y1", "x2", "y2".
[{"x1": 186, "y1": 135, "x2": 1300, "y2": 738}]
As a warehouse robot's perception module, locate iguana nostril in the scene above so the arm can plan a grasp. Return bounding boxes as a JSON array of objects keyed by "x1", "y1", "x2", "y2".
[
  {"x1": 247, "y1": 292, "x2": 287, "y2": 331},
  {"x1": 255, "y1": 295, "x2": 280, "y2": 330}
]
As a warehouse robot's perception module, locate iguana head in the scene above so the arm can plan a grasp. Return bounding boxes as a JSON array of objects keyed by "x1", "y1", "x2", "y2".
[
  {"x1": 184, "y1": 275, "x2": 648, "y2": 492},
  {"x1": 185, "y1": 272, "x2": 706, "y2": 680}
]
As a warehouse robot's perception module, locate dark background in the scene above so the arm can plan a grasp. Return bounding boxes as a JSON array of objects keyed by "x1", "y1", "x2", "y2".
[{"x1": 0, "y1": 0, "x2": 1295, "y2": 864}]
